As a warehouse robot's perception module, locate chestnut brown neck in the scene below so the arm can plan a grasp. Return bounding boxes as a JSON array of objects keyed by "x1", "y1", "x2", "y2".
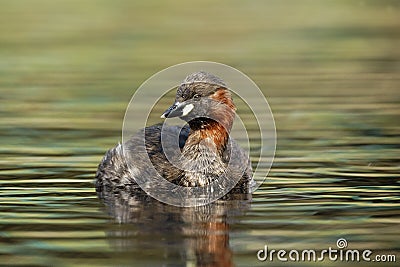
[
  {"x1": 185, "y1": 119, "x2": 229, "y2": 156},
  {"x1": 185, "y1": 88, "x2": 236, "y2": 155}
]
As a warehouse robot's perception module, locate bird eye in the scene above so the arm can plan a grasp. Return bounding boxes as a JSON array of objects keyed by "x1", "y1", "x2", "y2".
[{"x1": 193, "y1": 94, "x2": 201, "y2": 99}]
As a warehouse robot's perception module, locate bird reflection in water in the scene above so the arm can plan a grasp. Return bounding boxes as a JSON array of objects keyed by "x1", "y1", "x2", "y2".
[{"x1": 97, "y1": 186, "x2": 251, "y2": 267}]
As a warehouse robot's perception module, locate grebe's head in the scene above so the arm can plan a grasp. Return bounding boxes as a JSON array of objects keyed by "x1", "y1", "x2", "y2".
[{"x1": 161, "y1": 71, "x2": 236, "y2": 130}]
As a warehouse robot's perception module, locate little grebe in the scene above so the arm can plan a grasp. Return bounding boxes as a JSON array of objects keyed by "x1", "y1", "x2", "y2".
[{"x1": 95, "y1": 71, "x2": 253, "y2": 192}]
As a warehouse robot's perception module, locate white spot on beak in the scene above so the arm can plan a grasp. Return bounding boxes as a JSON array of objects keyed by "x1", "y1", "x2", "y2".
[{"x1": 182, "y1": 103, "x2": 194, "y2": 116}]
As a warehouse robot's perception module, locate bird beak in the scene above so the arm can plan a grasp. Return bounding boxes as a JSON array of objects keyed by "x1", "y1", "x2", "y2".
[
  {"x1": 160, "y1": 102, "x2": 180, "y2": 119},
  {"x1": 160, "y1": 101, "x2": 194, "y2": 119}
]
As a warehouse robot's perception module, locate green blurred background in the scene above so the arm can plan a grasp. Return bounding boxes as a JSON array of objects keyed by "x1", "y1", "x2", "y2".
[{"x1": 1, "y1": 0, "x2": 398, "y2": 141}]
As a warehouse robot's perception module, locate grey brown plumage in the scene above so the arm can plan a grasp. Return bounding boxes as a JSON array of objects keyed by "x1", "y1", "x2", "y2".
[{"x1": 95, "y1": 71, "x2": 254, "y2": 194}]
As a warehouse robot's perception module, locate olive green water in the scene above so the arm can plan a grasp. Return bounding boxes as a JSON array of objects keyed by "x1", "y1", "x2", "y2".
[{"x1": 0, "y1": 1, "x2": 399, "y2": 266}]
